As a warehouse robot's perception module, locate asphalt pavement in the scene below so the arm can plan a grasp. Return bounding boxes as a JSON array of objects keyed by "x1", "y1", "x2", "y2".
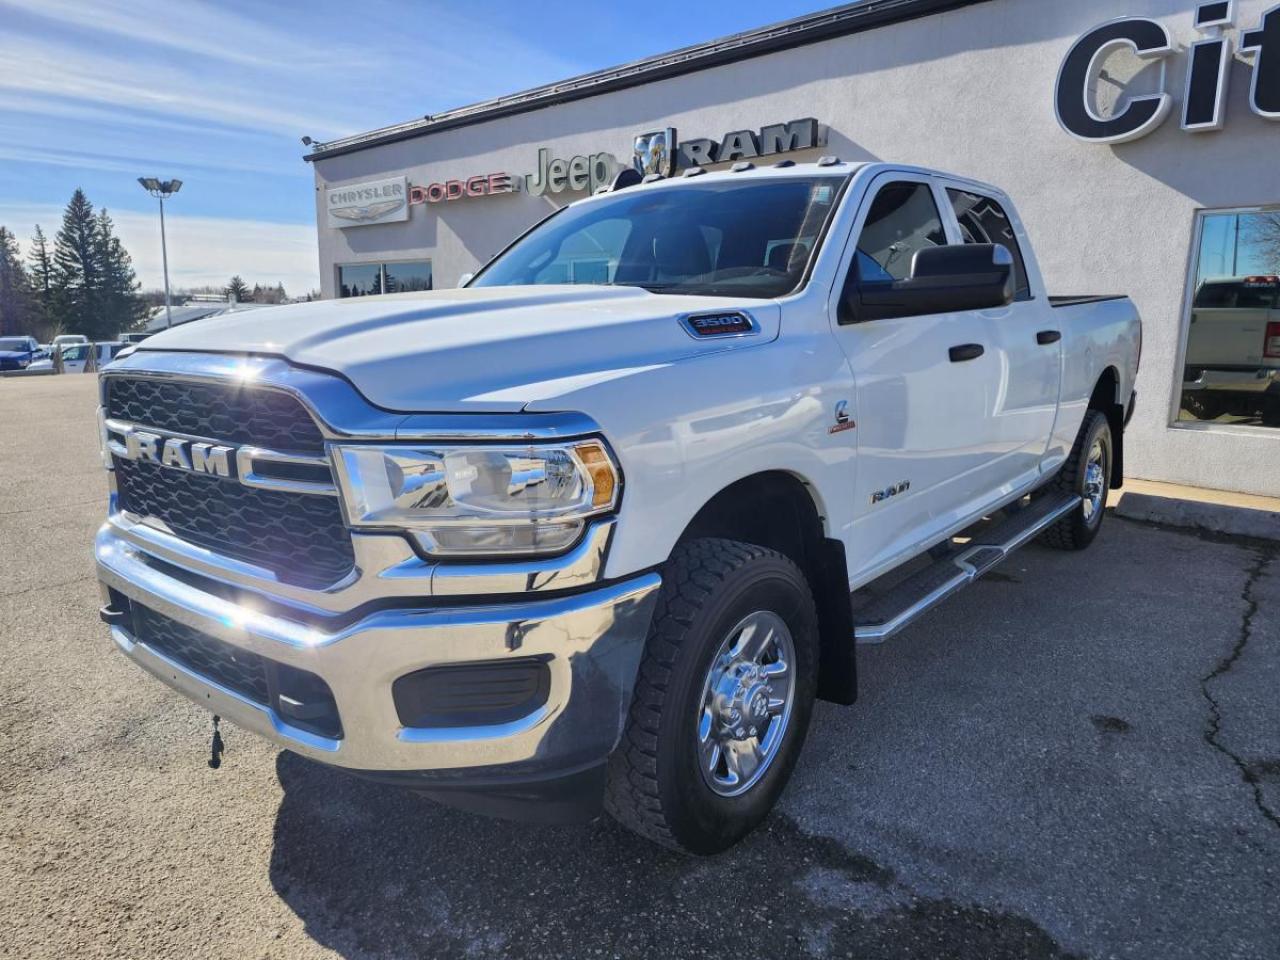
[{"x1": 1, "y1": 374, "x2": 1276, "y2": 960}]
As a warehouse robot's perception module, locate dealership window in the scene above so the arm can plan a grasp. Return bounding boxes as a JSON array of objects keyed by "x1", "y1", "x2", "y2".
[
  {"x1": 337, "y1": 260, "x2": 432, "y2": 297},
  {"x1": 947, "y1": 190, "x2": 1031, "y2": 301},
  {"x1": 1178, "y1": 210, "x2": 1280, "y2": 430}
]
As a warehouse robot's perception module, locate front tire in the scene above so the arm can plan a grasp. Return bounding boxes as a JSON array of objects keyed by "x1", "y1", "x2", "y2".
[
  {"x1": 604, "y1": 539, "x2": 819, "y2": 855},
  {"x1": 1040, "y1": 410, "x2": 1112, "y2": 551}
]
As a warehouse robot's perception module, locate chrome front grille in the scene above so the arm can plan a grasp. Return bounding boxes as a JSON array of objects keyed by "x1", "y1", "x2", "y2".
[{"x1": 106, "y1": 375, "x2": 355, "y2": 590}]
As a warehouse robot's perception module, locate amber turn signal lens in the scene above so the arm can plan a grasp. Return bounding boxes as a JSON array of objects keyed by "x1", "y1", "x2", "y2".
[{"x1": 575, "y1": 441, "x2": 618, "y2": 510}]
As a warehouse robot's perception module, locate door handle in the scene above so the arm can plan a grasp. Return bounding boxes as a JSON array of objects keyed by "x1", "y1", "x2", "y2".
[
  {"x1": 948, "y1": 343, "x2": 985, "y2": 363},
  {"x1": 1037, "y1": 330, "x2": 1062, "y2": 345}
]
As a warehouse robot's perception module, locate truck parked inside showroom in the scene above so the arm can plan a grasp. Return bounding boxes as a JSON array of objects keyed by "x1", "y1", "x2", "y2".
[{"x1": 95, "y1": 161, "x2": 1140, "y2": 854}]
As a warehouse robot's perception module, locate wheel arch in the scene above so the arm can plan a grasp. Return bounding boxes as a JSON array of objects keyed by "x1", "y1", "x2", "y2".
[{"x1": 677, "y1": 470, "x2": 856, "y2": 705}]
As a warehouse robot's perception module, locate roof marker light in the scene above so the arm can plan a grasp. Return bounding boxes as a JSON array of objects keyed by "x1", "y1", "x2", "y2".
[
  {"x1": 817, "y1": 156, "x2": 842, "y2": 167},
  {"x1": 731, "y1": 161, "x2": 755, "y2": 172}
]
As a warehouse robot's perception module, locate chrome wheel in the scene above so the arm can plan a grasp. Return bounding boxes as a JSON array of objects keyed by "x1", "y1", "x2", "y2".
[
  {"x1": 1083, "y1": 438, "x2": 1106, "y2": 526},
  {"x1": 695, "y1": 610, "x2": 796, "y2": 798}
]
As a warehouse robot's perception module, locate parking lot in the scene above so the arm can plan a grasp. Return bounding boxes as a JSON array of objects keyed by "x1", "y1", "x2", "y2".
[{"x1": 1, "y1": 374, "x2": 1277, "y2": 960}]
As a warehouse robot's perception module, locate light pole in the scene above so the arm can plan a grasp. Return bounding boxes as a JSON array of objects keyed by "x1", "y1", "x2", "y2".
[{"x1": 137, "y1": 178, "x2": 182, "y2": 328}]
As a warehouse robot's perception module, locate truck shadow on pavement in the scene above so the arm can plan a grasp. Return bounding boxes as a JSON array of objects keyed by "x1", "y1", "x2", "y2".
[{"x1": 267, "y1": 751, "x2": 1080, "y2": 960}]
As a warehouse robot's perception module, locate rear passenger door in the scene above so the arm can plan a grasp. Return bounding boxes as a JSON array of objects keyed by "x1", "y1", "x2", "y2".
[
  {"x1": 829, "y1": 173, "x2": 1006, "y2": 577},
  {"x1": 942, "y1": 185, "x2": 1061, "y2": 479}
]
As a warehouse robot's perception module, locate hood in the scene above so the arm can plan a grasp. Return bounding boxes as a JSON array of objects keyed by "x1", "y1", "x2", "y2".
[
  {"x1": 135, "y1": 286, "x2": 779, "y2": 412},
  {"x1": 0, "y1": 350, "x2": 30, "y2": 359}
]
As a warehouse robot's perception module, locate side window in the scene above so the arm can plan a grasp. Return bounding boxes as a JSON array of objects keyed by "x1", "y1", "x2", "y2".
[
  {"x1": 854, "y1": 182, "x2": 947, "y2": 283},
  {"x1": 947, "y1": 189, "x2": 1032, "y2": 301}
]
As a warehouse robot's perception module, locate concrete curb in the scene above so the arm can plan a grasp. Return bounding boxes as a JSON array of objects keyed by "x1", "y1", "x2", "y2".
[{"x1": 1109, "y1": 480, "x2": 1280, "y2": 542}]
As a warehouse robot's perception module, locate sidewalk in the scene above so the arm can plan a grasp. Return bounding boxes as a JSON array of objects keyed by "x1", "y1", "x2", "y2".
[{"x1": 1109, "y1": 478, "x2": 1280, "y2": 542}]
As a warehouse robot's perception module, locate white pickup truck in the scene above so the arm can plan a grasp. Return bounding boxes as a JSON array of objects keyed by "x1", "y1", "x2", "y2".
[
  {"x1": 95, "y1": 161, "x2": 1140, "y2": 854},
  {"x1": 1182, "y1": 275, "x2": 1280, "y2": 426}
]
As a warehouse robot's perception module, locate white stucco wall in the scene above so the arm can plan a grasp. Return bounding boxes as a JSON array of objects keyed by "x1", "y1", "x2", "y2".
[{"x1": 313, "y1": 0, "x2": 1280, "y2": 496}]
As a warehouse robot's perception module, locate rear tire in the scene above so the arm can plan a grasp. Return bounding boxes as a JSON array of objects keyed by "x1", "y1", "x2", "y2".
[
  {"x1": 1040, "y1": 410, "x2": 1112, "y2": 551},
  {"x1": 604, "y1": 538, "x2": 819, "y2": 855}
]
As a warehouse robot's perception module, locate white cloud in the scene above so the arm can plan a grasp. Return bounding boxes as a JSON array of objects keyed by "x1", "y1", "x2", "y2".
[
  {"x1": 1, "y1": 0, "x2": 361, "y2": 71},
  {"x1": 0, "y1": 37, "x2": 350, "y2": 137},
  {"x1": 1, "y1": 203, "x2": 320, "y2": 296}
]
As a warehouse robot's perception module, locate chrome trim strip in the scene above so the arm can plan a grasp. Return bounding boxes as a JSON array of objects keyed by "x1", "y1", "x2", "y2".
[
  {"x1": 236, "y1": 445, "x2": 337, "y2": 496},
  {"x1": 101, "y1": 516, "x2": 617, "y2": 613},
  {"x1": 105, "y1": 416, "x2": 338, "y2": 497},
  {"x1": 103, "y1": 351, "x2": 603, "y2": 441}
]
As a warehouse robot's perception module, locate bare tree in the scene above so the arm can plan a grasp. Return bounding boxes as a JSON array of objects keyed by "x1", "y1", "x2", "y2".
[{"x1": 1242, "y1": 213, "x2": 1280, "y2": 274}]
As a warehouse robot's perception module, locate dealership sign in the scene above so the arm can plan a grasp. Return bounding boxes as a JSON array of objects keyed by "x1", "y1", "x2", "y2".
[
  {"x1": 409, "y1": 173, "x2": 516, "y2": 204},
  {"x1": 326, "y1": 176, "x2": 409, "y2": 227},
  {"x1": 328, "y1": 118, "x2": 826, "y2": 226},
  {"x1": 526, "y1": 117, "x2": 824, "y2": 196},
  {"x1": 1057, "y1": 3, "x2": 1280, "y2": 144}
]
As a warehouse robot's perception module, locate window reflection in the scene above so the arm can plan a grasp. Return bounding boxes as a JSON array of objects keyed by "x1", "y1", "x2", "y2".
[
  {"x1": 337, "y1": 263, "x2": 383, "y2": 298},
  {"x1": 1180, "y1": 211, "x2": 1280, "y2": 429},
  {"x1": 337, "y1": 261, "x2": 432, "y2": 298}
]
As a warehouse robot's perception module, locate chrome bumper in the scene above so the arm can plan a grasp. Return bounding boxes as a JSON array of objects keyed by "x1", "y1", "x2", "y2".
[
  {"x1": 96, "y1": 523, "x2": 661, "y2": 778},
  {"x1": 1183, "y1": 367, "x2": 1280, "y2": 396}
]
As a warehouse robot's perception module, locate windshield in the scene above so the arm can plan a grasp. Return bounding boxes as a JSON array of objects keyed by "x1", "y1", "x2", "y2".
[
  {"x1": 61, "y1": 345, "x2": 89, "y2": 361},
  {"x1": 472, "y1": 176, "x2": 846, "y2": 299},
  {"x1": 0, "y1": 338, "x2": 30, "y2": 352}
]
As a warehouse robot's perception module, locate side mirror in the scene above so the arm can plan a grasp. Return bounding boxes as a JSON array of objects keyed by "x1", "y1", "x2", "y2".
[
  {"x1": 849, "y1": 244, "x2": 1015, "y2": 323},
  {"x1": 457, "y1": 272, "x2": 475, "y2": 287}
]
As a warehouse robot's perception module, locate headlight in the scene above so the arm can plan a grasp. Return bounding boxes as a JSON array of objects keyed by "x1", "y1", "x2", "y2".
[{"x1": 332, "y1": 440, "x2": 620, "y2": 557}]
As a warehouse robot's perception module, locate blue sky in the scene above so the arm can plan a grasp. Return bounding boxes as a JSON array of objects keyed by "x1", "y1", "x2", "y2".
[{"x1": 0, "y1": 0, "x2": 835, "y2": 295}]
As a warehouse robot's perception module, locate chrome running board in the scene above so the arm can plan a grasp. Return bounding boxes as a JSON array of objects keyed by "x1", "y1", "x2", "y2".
[{"x1": 852, "y1": 493, "x2": 1082, "y2": 645}]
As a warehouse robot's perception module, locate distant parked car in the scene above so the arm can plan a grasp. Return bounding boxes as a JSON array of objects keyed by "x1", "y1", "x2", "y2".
[
  {"x1": 52, "y1": 334, "x2": 89, "y2": 348},
  {"x1": 29, "y1": 341, "x2": 127, "y2": 373},
  {"x1": 119, "y1": 332, "x2": 151, "y2": 345},
  {"x1": 0, "y1": 335, "x2": 43, "y2": 370}
]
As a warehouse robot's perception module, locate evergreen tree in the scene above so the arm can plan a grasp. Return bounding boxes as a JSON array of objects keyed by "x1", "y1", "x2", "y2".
[
  {"x1": 52, "y1": 188, "x2": 100, "y2": 337},
  {"x1": 28, "y1": 225, "x2": 54, "y2": 332},
  {"x1": 0, "y1": 227, "x2": 35, "y2": 336},
  {"x1": 94, "y1": 208, "x2": 144, "y2": 333},
  {"x1": 226, "y1": 275, "x2": 248, "y2": 302}
]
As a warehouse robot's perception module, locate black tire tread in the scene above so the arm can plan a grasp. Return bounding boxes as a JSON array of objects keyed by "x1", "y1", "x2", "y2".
[
  {"x1": 1040, "y1": 410, "x2": 1108, "y2": 551},
  {"x1": 603, "y1": 538, "x2": 799, "y2": 852}
]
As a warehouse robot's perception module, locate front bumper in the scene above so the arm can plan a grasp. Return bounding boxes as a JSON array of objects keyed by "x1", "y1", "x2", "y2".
[{"x1": 96, "y1": 523, "x2": 661, "y2": 786}]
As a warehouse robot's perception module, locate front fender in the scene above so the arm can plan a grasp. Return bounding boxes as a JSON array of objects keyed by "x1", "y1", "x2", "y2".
[{"x1": 526, "y1": 333, "x2": 856, "y2": 580}]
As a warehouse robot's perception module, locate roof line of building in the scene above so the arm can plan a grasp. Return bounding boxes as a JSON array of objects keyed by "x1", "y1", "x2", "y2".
[{"x1": 303, "y1": 0, "x2": 993, "y2": 162}]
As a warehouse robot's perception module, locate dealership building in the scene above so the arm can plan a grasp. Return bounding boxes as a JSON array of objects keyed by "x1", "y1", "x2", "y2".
[{"x1": 305, "y1": 0, "x2": 1280, "y2": 497}]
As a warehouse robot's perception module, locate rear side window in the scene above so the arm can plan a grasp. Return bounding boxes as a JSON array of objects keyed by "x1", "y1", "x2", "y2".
[
  {"x1": 1195, "y1": 281, "x2": 1280, "y2": 309},
  {"x1": 947, "y1": 189, "x2": 1032, "y2": 301},
  {"x1": 854, "y1": 182, "x2": 946, "y2": 282}
]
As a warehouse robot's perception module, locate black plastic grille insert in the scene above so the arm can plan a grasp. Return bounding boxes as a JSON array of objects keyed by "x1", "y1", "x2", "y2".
[
  {"x1": 105, "y1": 376, "x2": 325, "y2": 453},
  {"x1": 113, "y1": 456, "x2": 354, "y2": 589},
  {"x1": 132, "y1": 604, "x2": 342, "y2": 739},
  {"x1": 136, "y1": 604, "x2": 270, "y2": 703}
]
